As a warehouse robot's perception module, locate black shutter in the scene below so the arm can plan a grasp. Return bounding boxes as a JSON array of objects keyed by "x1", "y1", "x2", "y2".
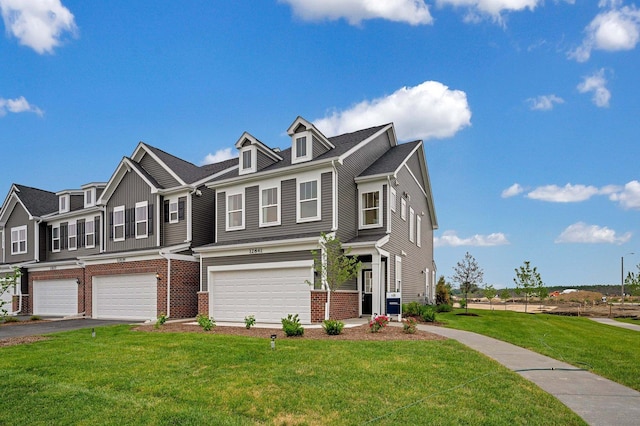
[
  {"x1": 95, "y1": 217, "x2": 100, "y2": 245},
  {"x1": 125, "y1": 208, "x2": 131, "y2": 238},
  {"x1": 178, "y1": 200, "x2": 185, "y2": 220},
  {"x1": 78, "y1": 220, "x2": 85, "y2": 248},
  {"x1": 109, "y1": 212, "x2": 113, "y2": 239},
  {"x1": 148, "y1": 203, "x2": 154, "y2": 235},
  {"x1": 47, "y1": 225, "x2": 52, "y2": 252},
  {"x1": 61, "y1": 224, "x2": 68, "y2": 250},
  {"x1": 164, "y1": 200, "x2": 169, "y2": 223}
]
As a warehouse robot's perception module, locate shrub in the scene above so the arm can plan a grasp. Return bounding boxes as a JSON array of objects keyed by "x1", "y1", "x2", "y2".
[
  {"x1": 30, "y1": 315, "x2": 42, "y2": 321},
  {"x1": 196, "y1": 314, "x2": 215, "y2": 331},
  {"x1": 402, "y1": 301, "x2": 421, "y2": 317},
  {"x1": 322, "y1": 319, "x2": 345, "y2": 335},
  {"x1": 403, "y1": 317, "x2": 417, "y2": 334},
  {"x1": 244, "y1": 315, "x2": 256, "y2": 329},
  {"x1": 2, "y1": 316, "x2": 19, "y2": 323},
  {"x1": 155, "y1": 313, "x2": 167, "y2": 329},
  {"x1": 436, "y1": 304, "x2": 453, "y2": 313},
  {"x1": 369, "y1": 314, "x2": 390, "y2": 333},
  {"x1": 420, "y1": 305, "x2": 436, "y2": 322},
  {"x1": 458, "y1": 299, "x2": 467, "y2": 309},
  {"x1": 281, "y1": 314, "x2": 304, "y2": 337}
]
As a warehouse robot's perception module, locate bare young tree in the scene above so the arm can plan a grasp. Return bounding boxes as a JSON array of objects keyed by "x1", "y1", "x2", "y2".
[
  {"x1": 451, "y1": 252, "x2": 484, "y2": 314},
  {"x1": 514, "y1": 261, "x2": 544, "y2": 313}
]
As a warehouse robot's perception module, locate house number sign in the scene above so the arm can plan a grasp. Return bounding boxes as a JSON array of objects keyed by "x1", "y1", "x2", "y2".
[{"x1": 249, "y1": 248, "x2": 263, "y2": 254}]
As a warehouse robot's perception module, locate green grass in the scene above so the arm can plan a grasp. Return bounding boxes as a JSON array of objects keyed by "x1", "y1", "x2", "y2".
[
  {"x1": 615, "y1": 317, "x2": 640, "y2": 325},
  {"x1": 439, "y1": 309, "x2": 640, "y2": 391},
  {"x1": 0, "y1": 325, "x2": 584, "y2": 425}
]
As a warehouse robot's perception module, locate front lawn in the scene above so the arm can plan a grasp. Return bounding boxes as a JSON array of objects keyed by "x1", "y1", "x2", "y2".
[
  {"x1": 0, "y1": 325, "x2": 584, "y2": 425},
  {"x1": 438, "y1": 309, "x2": 640, "y2": 391}
]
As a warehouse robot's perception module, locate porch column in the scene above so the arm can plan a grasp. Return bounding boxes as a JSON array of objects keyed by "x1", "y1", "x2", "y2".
[{"x1": 371, "y1": 252, "x2": 382, "y2": 318}]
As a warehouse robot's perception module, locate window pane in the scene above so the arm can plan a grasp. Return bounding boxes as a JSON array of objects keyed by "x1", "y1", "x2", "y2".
[
  {"x1": 229, "y1": 211, "x2": 242, "y2": 227},
  {"x1": 363, "y1": 209, "x2": 378, "y2": 225},
  {"x1": 136, "y1": 206, "x2": 147, "y2": 220},
  {"x1": 296, "y1": 136, "x2": 307, "y2": 157},
  {"x1": 300, "y1": 200, "x2": 317, "y2": 218},
  {"x1": 243, "y1": 150, "x2": 252, "y2": 169},
  {"x1": 264, "y1": 205, "x2": 277, "y2": 223}
]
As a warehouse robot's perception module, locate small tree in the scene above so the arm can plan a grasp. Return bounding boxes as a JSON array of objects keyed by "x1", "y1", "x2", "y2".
[
  {"x1": 500, "y1": 288, "x2": 511, "y2": 310},
  {"x1": 309, "y1": 233, "x2": 361, "y2": 320},
  {"x1": 451, "y1": 252, "x2": 484, "y2": 314},
  {"x1": 483, "y1": 284, "x2": 496, "y2": 310},
  {"x1": 0, "y1": 267, "x2": 20, "y2": 319},
  {"x1": 624, "y1": 263, "x2": 640, "y2": 297},
  {"x1": 514, "y1": 261, "x2": 544, "y2": 313},
  {"x1": 435, "y1": 275, "x2": 450, "y2": 306}
]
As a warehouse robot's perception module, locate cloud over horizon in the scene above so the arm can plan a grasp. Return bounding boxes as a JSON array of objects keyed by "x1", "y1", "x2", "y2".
[
  {"x1": 201, "y1": 148, "x2": 236, "y2": 165},
  {"x1": 555, "y1": 221, "x2": 631, "y2": 244},
  {"x1": 314, "y1": 81, "x2": 471, "y2": 141},
  {"x1": 435, "y1": 230, "x2": 510, "y2": 247}
]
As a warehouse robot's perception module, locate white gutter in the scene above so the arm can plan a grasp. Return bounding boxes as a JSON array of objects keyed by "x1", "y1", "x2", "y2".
[
  {"x1": 159, "y1": 249, "x2": 172, "y2": 318},
  {"x1": 331, "y1": 160, "x2": 338, "y2": 232}
]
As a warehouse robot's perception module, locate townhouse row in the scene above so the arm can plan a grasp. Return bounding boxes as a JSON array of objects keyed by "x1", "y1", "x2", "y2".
[{"x1": 0, "y1": 117, "x2": 438, "y2": 324}]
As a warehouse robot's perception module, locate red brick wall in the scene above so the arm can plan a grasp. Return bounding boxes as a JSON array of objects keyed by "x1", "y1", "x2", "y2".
[
  {"x1": 169, "y1": 259, "x2": 199, "y2": 318},
  {"x1": 13, "y1": 294, "x2": 28, "y2": 314},
  {"x1": 310, "y1": 290, "x2": 359, "y2": 322},
  {"x1": 198, "y1": 291, "x2": 209, "y2": 316},
  {"x1": 28, "y1": 268, "x2": 85, "y2": 315}
]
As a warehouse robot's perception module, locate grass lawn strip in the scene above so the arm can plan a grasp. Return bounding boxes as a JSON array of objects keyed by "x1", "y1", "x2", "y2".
[
  {"x1": 0, "y1": 325, "x2": 584, "y2": 425},
  {"x1": 439, "y1": 309, "x2": 640, "y2": 391}
]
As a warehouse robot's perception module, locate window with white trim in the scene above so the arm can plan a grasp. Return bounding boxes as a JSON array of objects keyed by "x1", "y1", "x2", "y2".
[
  {"x1": 135, "y1": 201, "x2": 148, "y2": 238},
  {"x1": 59, "y1": 194, "x2": 69, "y2": 213},
  {"x1": 409, "y1": 207, "x2": 415, "y2": 243},
  {"x1": 84, "y1": 188, "x2": 95, "y2": 208},
  {"x1": 360, "y1": 189, "x2": 381, "y2": 228},
  {"x1": 292, "y1": 132, "x2": 312, "y2": 164},
  {"x1": 11, "y1": 225, "x2": 27, "y2": 255},
  {"x1": 416, "y1": 215, "x2": 422, "y2": 247},
  {"x1": 401, "y1": 198, "x2": 407, "y2": 221},
  {"x1": 52, "y1": 225, "x2": 60, "y2": 252},
  {"x1": 227, "y1": 192, "x2": 244, "y2": 230},
  {"x1": 394, "y1": 256, "x2": 402, "y2": 293},
  {"x1": 239, "y1": 146, "x2": 256, "y2": 175},
  {"x1": 68, "y1": 221, "x2": 77, "y2": 250},
  {"x1": 297, "y1": 179, "x2": 319, "y2": 222},
  {"x1": 260, "y1": 186, "x2": 280, "y2": 226},
  {"x1": 85, "y1": 219, "x2": 95, "y2": 248},
  {"x1": 390, "y1": 187, "x2": 396, "y2": 213},
  {"x1": 169, "y1": 200, "x2": 179, "y2": 223},
  {"x1": 113, "y1": 205, "x2": 125, "y2": 241}
]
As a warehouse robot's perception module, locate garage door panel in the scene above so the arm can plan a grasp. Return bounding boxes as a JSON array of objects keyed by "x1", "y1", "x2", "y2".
[
  {"x1": 33, "y1": 280, "x2": 78, "y2": 316},
  {"x1": 210, "y1": 264, "x2": 311, "y2": 324},
  {"x1": 93, "y1": 274, "x2": 157, "y2": 320}
]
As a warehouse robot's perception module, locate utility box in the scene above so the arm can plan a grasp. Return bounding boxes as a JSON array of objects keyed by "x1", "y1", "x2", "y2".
[{"x1": 386, "y1": 292, "x2": 401, "y2": 316}]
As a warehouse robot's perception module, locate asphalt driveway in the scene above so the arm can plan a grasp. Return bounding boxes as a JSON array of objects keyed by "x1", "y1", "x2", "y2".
[{"x1": 0, "y1": 318, "x2": 141, "y2": 339}]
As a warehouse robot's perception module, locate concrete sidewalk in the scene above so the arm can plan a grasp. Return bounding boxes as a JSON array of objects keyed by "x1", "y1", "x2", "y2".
[
  {"x1": 420, "y1": 325, "x2": 640, "y2": 426},
  {"x1": 590, "y1": 317, "x2": 640, "y2": 331}
]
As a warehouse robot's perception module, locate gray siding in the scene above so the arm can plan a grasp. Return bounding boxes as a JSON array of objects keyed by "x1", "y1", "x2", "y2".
[
  {"x1": 201, "y1": 250, "x2": 313, "y2": 291},
  {"x1": 216, "y1": 172, "x2": 333, "y2": 243},
  {"x1": 336, "y1": 132, "x2": 391, "y2": 242},
  {"x1": 46, "y1": 216, "x2": 101, "y2": 261},
  {"x1": 106, "y1": 170, "x2": 157, "y2": 252},
  {"x1": 192, "y1": 186, "x2": 216, "y2": 248},
  {"x1": 70, "y1": 194, "x2": 84, "y2": 211},
  {"x1": 406, "y1": 152, "x2": 426, "y2": 193},
  {"x1": 312, "y1": 136, "x2": 330, "y2": 158},
  {"x1": 162, "y1": 196, "x2": 188, "y2": 246},
  {"x1": 256, "y1": 151, "x2": 276, "y2": 171},
  {"x1": 140, "y1": 153, "x2": 180, "y2": 188},
  {"x1": 3, "y1": 204, "x2": 35, "y2": 263}
]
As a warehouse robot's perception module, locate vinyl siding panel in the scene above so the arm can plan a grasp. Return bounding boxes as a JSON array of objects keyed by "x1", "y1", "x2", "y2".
[
  {"x1": 163, "y1": 196, "x2": 188, "y2": 246},
  {"x1": 406, "y1": 152, "x2": 426, "y2": 193},
  {"x1": 70, "y1": 195, "x2": 84, "y2": 211},
  {"x1": 312, "y1": 136, "x2": 329, "y2": 158},
  {"x1": 4, "y1": 204, "x2": 35, "y2": 263},
  {"x1": 201, "y1": 250, "x2": 313, "y2": 291},
  {"x1": 192, "y1": 186, "x2": 216, "y2": 248},
  {"x1": 256, "y1": 151, "x2": 276, "y2": 171},
  {"x1": 106, "y1": 171, "x2": 157, "y2": 252},
  {"x1": 336, "y1": 132, "x2": 391, "y2": 242},
  {"x1": 139, "y1": 153, "x2": 180, "y2": 188}
]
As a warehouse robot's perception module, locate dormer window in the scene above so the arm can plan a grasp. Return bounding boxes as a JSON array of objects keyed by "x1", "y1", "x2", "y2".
[
  {"x1": 238, "y1": 146, "x2": 256, "y2": 175},
  {"x1": 84, "y1": 188, "x2": 96, "y2": 208},
  {"x1": 291, "y1": 131, "x2": 312, "y2": 164},
  {"x1": 59, "y1": 194, "x2": 70, "y2": 213}
]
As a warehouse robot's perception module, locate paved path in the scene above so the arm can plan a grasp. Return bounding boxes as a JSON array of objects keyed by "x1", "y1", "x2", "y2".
[
  {"x1": 420, "y1": 325, "x2": 640, "y2": 426},
  {"x1": 0, "y1": 318, "x2": 139, "y2": 339},
  {"x1": 590, "y1": 317, "x2": 640, "y2": 331}
]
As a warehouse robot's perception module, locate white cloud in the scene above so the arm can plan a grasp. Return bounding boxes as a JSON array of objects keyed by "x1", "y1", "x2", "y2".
[
  {"x1": 577, "y1": 69, "x2": 611, "y2": 108},
  {"x1": 609, "y1": 180, "x2": 640, "y2": 209},
  {"x1": 501, "y1": 183, "x2": 524, "y2": 198},
  {"x1": 526, "y1": 94, "x2": 564, "y2": 111},
  {"x1": 555, "y1": 222, "x2": 631, "y2": 244},
  {"x1": 0, "y1": 0, "x2": 77, "y2": 54},
  {"x1": 314, "y1": 81, "x2": 471, "y2": 141},
  {"x1": 435, "y1": 230, "x2": 510, "y2": 247},
  {"x1": 280, "y1": 0, "x2": 433, "y2": 26},
  {"x1": 0, "y1": 96, "x2": 43, "y2": 116},
  {"x1": 569, "y1": 4, "x2": 640, "y2": 62},
  {"x1": 527, "y1": 183, "x2": 602, "y2": 202},
  {"x1": 201, "y1": 148, "x2": 236, "y2": 165},
  {"x1": 436, "y1": 0, "x2": 546, "y2": 24}
]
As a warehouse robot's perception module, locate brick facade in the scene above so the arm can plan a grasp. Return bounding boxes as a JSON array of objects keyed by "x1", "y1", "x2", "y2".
[
  {"x1": 310, "y1": 290, "x2": 359, "y2": 322},
  {"x1": 198, "y1": 291, "x2": 209, "y2": 316}
]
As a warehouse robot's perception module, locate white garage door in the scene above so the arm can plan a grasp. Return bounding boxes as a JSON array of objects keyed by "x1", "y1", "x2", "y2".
[
  {"x1": 92, "y1": 274, "x2": 157, "y2": 320},
  {"x1": 33, "y1": 280, "x2": 78, "y2": 316},
  {"x1": 0, "y1": 281, "x2": 15, "y2": 314},
  {"x1": 210, "y1": 261, "x2": 313, "y2": 324}
]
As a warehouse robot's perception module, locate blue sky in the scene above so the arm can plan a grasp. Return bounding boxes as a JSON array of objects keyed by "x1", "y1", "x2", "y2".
[{"x1": 1, "y1": 0, "x2": 639, "y2": 288}]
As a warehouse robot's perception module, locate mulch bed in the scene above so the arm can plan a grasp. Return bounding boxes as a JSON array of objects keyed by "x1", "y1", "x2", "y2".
[
  {"x1": 0, "y1": 336, "x2": 49, "y2": 347},
  {"x1": 133, "y1": 321, "x2": 446, "y2": 341}
]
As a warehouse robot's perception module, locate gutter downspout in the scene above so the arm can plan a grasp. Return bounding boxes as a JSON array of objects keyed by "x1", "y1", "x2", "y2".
[{"x1": 331, "y1": 160, "x2": 338, "y2": 232}]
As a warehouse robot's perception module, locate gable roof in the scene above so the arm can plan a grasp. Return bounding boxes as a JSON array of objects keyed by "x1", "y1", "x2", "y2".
[
  {"x1": 0, "y1": 184, "x2": 58, "y2": 225},
  {"x1": 357, "y1": 140, "x2": 421, "y2": 178}
]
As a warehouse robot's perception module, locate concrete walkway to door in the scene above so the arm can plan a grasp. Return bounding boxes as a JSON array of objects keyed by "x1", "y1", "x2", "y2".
[{"x1": 419, "y1": 325, "x2": 640, "y2": 426}]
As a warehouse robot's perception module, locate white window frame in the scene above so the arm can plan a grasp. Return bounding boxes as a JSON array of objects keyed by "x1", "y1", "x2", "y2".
[
  {"x1": 401, "y1": 198, "x2": 407, "y2": 221},
  {"x1": 238, "y1": 146, "x2": 257, "y2": 175},
  {"x1": 85, "y1": 219, "x2": 95, "y2": 249},
  {"x1": 84, "y1": 188, "x2": 95, "y2": 208},
  {"x1": 169, "y1": 199, "x2": 179, "y2": 224},
  {"x1": 409, "y1": 207, "x2": 415, "y2": 243},
  {"x1": 416, "y1": 215, "x2": 422, "y2": 247},
  {"x1": 297, "y1": 172, "x2": 321, "y2": 222},
  {"x1": 394, "y1": 256, "x2": 402, "y2": 293},
  {"x1": 291, "y1": 131, "x2": 312, "y2": 164},
  {"x1": 52, "y1": 225, "x2": 60, "y2": 252},
  {"x1": 358, "y1": 183, "x2": 382, "y2": 229},
  {"x1": 113, "y1": 205, "x2": 125, "y2": 242},
  {"x1": 11, "y1": 225, "x2": 27, "y2": 255},
  {"x1": 259, "y1": 184, "x2": 281, "y2": 227},
  {"x1": 390, "y1": 187, "x2": 396, "y2": 213},
  {"x1": 59, "y1": 194, "x2": 69, "y2": 213},
  {"x1": 226, "y1": 191, "x2": 245, "y2": 231},
  {"x1": 68, "y1": 220, "x2": 77, "y2": 251},
  {"x1": 135, "y1": 201, "x2": 148, "y2": 239}
]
